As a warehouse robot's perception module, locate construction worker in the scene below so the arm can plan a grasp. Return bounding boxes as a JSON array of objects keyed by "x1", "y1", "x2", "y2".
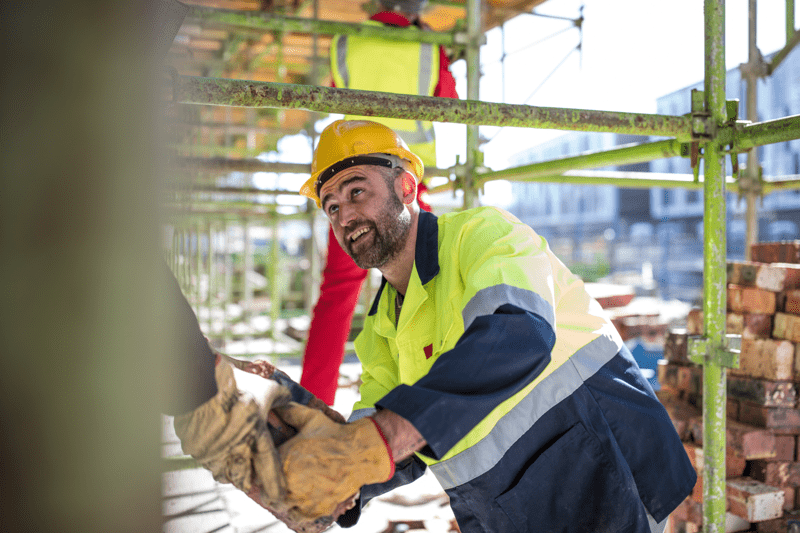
[
  {"x1": 277, "y1": 119, "x2": 697, "y2": 533},
  {"x1": 299, "y1": 0, "x2": 458, "y2": 406}
]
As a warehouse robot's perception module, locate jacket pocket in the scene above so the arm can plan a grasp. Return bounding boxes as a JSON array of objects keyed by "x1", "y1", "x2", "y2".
[{"x1": 495, "y1": 422, "x2": 641, "y2": 533}]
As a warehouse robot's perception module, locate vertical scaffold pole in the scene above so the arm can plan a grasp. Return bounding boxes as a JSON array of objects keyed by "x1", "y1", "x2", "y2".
[
  {"x1": 270, "y1": 210, "x2": 281, "y2": 345},
  {"x1": 744, "y1": 0, "x2": 759, "y2": 260},
  {"x1": 703, "y1": 0, "x2": 728, "y2": 530},
  {"x1": 788, "y1": 0, "x2": 796, "y2": 42},
  {"x1": 464, "y1": 0, "x2": 482, "y2": 209}
]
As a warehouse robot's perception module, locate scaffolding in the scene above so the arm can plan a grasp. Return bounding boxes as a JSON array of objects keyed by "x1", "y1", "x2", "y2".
[{"x1": 164, "y1": 1, "x2": 800, "y2": 530}]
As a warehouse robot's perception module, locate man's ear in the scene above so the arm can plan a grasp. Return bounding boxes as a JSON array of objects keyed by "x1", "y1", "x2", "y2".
[{"x1": 399, "y1": 171, "x2": 417, "y2": 205}]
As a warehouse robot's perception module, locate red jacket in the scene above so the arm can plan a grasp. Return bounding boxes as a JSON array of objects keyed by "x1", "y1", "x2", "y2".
[{"x1": 301, "y1": 12, "x2": 457, "y2": 405}]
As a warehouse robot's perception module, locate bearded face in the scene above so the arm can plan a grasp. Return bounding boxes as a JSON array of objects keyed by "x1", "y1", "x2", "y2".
[{"x1": 342, "y1": 187, "x2": 411, "y2": 269}]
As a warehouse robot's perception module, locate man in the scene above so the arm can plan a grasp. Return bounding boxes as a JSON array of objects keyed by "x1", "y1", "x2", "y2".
[
  {"x1": 279, "y1": 119, "x2": 697, "y2": 533},
  {"x1": 299, "y1": 0, "x2": 457, "y2": 406}
]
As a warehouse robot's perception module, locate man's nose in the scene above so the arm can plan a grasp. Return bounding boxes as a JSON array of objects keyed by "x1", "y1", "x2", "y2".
[{"x1": 337, "y1": 201, "x2": 358, "y2": 227}]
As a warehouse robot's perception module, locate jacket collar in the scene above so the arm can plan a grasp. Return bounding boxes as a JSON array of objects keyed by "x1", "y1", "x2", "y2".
[{"x1": 368, "y1": 210, "x2": 440, "y2": 316}]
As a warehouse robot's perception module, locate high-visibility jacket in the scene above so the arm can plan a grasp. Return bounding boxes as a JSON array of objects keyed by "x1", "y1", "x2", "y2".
[
  {"x1": 340, "y1": 208, "x2": 695, "y2": 533},
  {"x1": 330, "y1": 21, "x2": 439, "y2": 166}
]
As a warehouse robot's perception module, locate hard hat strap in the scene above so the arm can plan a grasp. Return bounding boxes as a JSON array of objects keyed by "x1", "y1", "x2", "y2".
[{"x1": 315, "y1": 155, "x2": 398, "y2": 197}]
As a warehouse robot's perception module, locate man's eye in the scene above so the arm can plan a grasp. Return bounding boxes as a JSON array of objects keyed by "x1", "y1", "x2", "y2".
[
  {"x1": 328, "y1": 205, "x2": 338, "y2": 215},
  {"x1": 352, "y1": 188, "x2": 363, "y2": 197}
]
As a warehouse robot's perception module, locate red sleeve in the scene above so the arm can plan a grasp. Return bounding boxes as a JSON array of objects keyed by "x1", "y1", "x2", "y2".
[{"x1": 433, "y1": 46, "x2": 459, "y2": 99}]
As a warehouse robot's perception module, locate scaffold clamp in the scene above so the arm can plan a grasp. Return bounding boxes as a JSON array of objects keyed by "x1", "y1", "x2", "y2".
[{"x1": 688, "y1": 334, "x2": 741, "y2": 368}]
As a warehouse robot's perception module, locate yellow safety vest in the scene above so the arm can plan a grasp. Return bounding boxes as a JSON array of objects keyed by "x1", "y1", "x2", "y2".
[
  {"x1": 351, "y1": 207, "x2": 623, "y2": 472},
  {"x1": 330, "y1": 21, "x2": 439, "y2": 167}
]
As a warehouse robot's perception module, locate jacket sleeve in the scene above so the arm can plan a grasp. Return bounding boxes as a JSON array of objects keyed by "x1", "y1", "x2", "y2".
[
  {"x1": 433, "y1": 46, "x2": 458, "y2": 99},
  {"x1": 376, "y1": 210, "x2": 558, "y2": 459}
]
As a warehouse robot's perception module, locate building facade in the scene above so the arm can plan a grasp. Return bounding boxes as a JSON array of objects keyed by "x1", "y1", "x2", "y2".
[{"x1": 507, "y1": 46, "x2": 799, "y2": 303}]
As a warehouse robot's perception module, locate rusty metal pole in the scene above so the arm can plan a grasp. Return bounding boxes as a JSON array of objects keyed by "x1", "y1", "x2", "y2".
[
  {"x1": 464, "y1": 0, "x2": 482, "y2": 209},
  {"x1": 702, "y1": 0, "x2": 728, "y2": 530}
]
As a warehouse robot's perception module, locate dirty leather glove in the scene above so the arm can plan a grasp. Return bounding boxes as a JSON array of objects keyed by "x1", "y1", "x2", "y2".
[
  {"x1": 173, "y1": 359, "x2": 291, "y2": 508},
  {"x1": 275, "y1": 402, "x2": 395, "y2": 520}
]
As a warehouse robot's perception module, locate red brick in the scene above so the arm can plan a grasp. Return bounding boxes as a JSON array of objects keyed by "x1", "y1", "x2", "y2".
[
  {"x1": 756, "y1": 509, "x2": 800, "y2": 532},
  {"x1": 739, "y1": 402, "x2": 800, "y2": 430},
  {"x1": 687, "y1": 309, "x2": 703, "y2": 335},
  {"x1": 691, "y1": 417, "x2": 777, "y2": 459},
  {"x1": 657, "y1": 361, "x2": 681, "y2": 393},
  {"x1": 671, "y1": 497, "x2": 703, "y2": 525},
  {"x1": 727, "y1": 397, "x2": 740, "y2": 420},
  {"x1": 727, "y1": 477, "x2": 785, "y2": 522},
  {"x1": 657, "y1": 391, "x2": 701, "y2": 441},
  {"x1": 676, "y1": 365, "x2": 703, "y2": 397},
  {"x1": 728, "y1": 260, "x2": 800, "y2": 291},
  {"x1": 728, "y1": 284, "x2": 777, "y2": 314},
  {"x1": 782, "y1": 485, "x2": 795, "y2": 512},
  {"x1": 773, "y1": 435, "x2": 797, "y2": 462},
  {"x1": 748, "y1": 460, "x2": 800, "y2": 486},
  {"x1": 784, "y1": 289, "x2": 800, "y2": 314},
  {"x1": 730, "y1": 338, "x2": 794, "y2": 381},
  {"x1": 727, "y1": 376, "x2": 797, "y2": 408},
  {"x1": 729, "y1": 312, "x2": 774, "y2": 339},
  {"x1": 751, "y1": 241, "x2": 800, "y2": 264},
  {"x1": 774, "y1": 312, "x2": 800, "y2": 343},
  {"x1": 664, "y1": 329, "x2": 691, "y2": 364}
]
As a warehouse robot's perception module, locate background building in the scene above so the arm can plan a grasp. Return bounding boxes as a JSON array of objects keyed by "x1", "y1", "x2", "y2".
[{"x1": 507, "y1": 46, "x2": 800, "y2": 304}]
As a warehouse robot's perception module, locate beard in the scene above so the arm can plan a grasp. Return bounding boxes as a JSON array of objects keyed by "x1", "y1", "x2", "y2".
[{"x1": 343, "y1": 192, "x2": 411, "y2": 269}]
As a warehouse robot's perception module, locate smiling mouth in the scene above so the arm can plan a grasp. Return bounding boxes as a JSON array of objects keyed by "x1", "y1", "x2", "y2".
[{"x1": 349, "y1": 227, "x2": 370, "y2": 242}]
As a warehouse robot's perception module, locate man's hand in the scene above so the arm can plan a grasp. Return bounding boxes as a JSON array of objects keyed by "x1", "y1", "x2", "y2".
[{"x1": 275, "y1": 403, "x2": 396, "y2": 520}]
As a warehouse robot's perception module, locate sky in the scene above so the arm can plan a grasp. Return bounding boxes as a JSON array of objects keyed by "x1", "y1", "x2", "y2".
[{"x1": 259, "y1": 0, "x2": 795, "y2": 208}]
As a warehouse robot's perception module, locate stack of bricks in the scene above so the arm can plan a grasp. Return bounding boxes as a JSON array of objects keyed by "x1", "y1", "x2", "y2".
[{"x1": 658, "y1": 241, "x2": 800, "y2": 532}]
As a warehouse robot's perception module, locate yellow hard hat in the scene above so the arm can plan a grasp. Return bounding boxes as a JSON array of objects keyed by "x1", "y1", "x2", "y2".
[{"x1": 300, "y1": 120, "x2": 424, "y2": 207}]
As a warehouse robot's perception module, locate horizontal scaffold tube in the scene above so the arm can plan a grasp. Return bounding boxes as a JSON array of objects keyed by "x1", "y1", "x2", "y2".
[
  {"x1": 721, "y1": 114, "x2": 800, "y2": 150},
  {"x1": 171, "y1": 156, "x2": 450, "y2": 177},
  {"x1": 178, "y1": 77, "x2": 695, "y2": 139},
  {"x1": 473, "y1": 139, "x2": 685, "y2": 188},
  {"x1": 187, "y1": 7, "x2": 457, "y2": 46}
]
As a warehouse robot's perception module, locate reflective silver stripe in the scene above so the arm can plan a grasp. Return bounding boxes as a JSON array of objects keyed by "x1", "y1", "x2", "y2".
[
  {"x1": 398, "y1": 125, "x2": 435, "y2": 145},
  {"x1": 411, "y1": 43, "x2": 436, "y2": 143},
  {"x1": 647, "y1": 511, "x2": 667, "y2": 533},
  {"x1": 336, "y1": 35, "x2": 349, "y2": 87},
  {"x1": 462, "y1": 284, "x2": 555, "y2": 332},
  {"x1": 347, "y1": 407, "x2": 376, "y2": 422},
  {"x1": 418, "y1": 43, "x2": 434, "y2": 96},
  {"x1": 430, "y1": 333, "x2": 621, "y2": 489}
]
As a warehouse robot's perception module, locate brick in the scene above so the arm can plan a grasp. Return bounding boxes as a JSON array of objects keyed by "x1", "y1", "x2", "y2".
[
  {"x1": 727, "y1": 397, "x2": 740, "y2": 420},
  {"x1": 728, "y1": 284, "x2": 777, "y2": 314},
  {"x1": 774, "y1": 435, "x2": 797, "y2": 462},
  {"x1": 687, "y1": 308, "x2": 703, "y2": 335},
  {"x1": 657, "y1": 391, "x2": 701, "y2": 441},
  {"x1": 657, "y1": 361, "x2": 681, "y2": 392},
  {"x1": 677, "y1": 365, "x2": 703, "y2": 397},
  {"x1": 774, "y1": 312, "x2": 800, "y2": 343},
  {"x1": 749, "y1": 460, "x2": 800, "y2": 486},
  {"x1": 783, "y1": 485, "x2": 796, "y2": 511},
  {"x1": 730, "y1": 338, "x2": 795, "y2": 381},
  {"x1": 756, "y1": 509, "x2": 800, "y2": 532},
  {"x1": 691, "y1": 417, "x2": 777, "y2": 459},
  {"x1": 727, "y1": 477, "x2": 784, "y2": 522},
  {"x1": 728, "y1": 260, "x2": 800, "y2": 292},
  {"x1": 671, "y1": 497, "x2": 703, "y2": 525},
  {"x1": 664, "y1": 329, "x2": 691, "y2": 364},
  {"x1": 739, "y1": 402, "x2": 800, "y2": 430},
  {"x1": 751, "y1": 241, "x2": 800, "y2": 264},
  {"x1": 727, "y1": 376, "x2": 797, "y2": 408},
  {"x1": 784, "y1": 289, "x2": 800, "y2": 314},
  {"x1": 728, "y1": 419, "x2": 778, "y2": 459},
  {"x1": 728, "y1": 312, "x2": 774, "y2": 339},
  {"x1": 683, "y1": 443, "x2": 746, "y2": 500}
]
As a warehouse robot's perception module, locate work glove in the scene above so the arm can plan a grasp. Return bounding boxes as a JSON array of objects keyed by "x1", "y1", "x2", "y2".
[
  {"x1": 275, "y1": 402, "x2": 396, "y2": 521},
  {"x1": 173, "y1": 359, "x2": 291, "y2": 508}
]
